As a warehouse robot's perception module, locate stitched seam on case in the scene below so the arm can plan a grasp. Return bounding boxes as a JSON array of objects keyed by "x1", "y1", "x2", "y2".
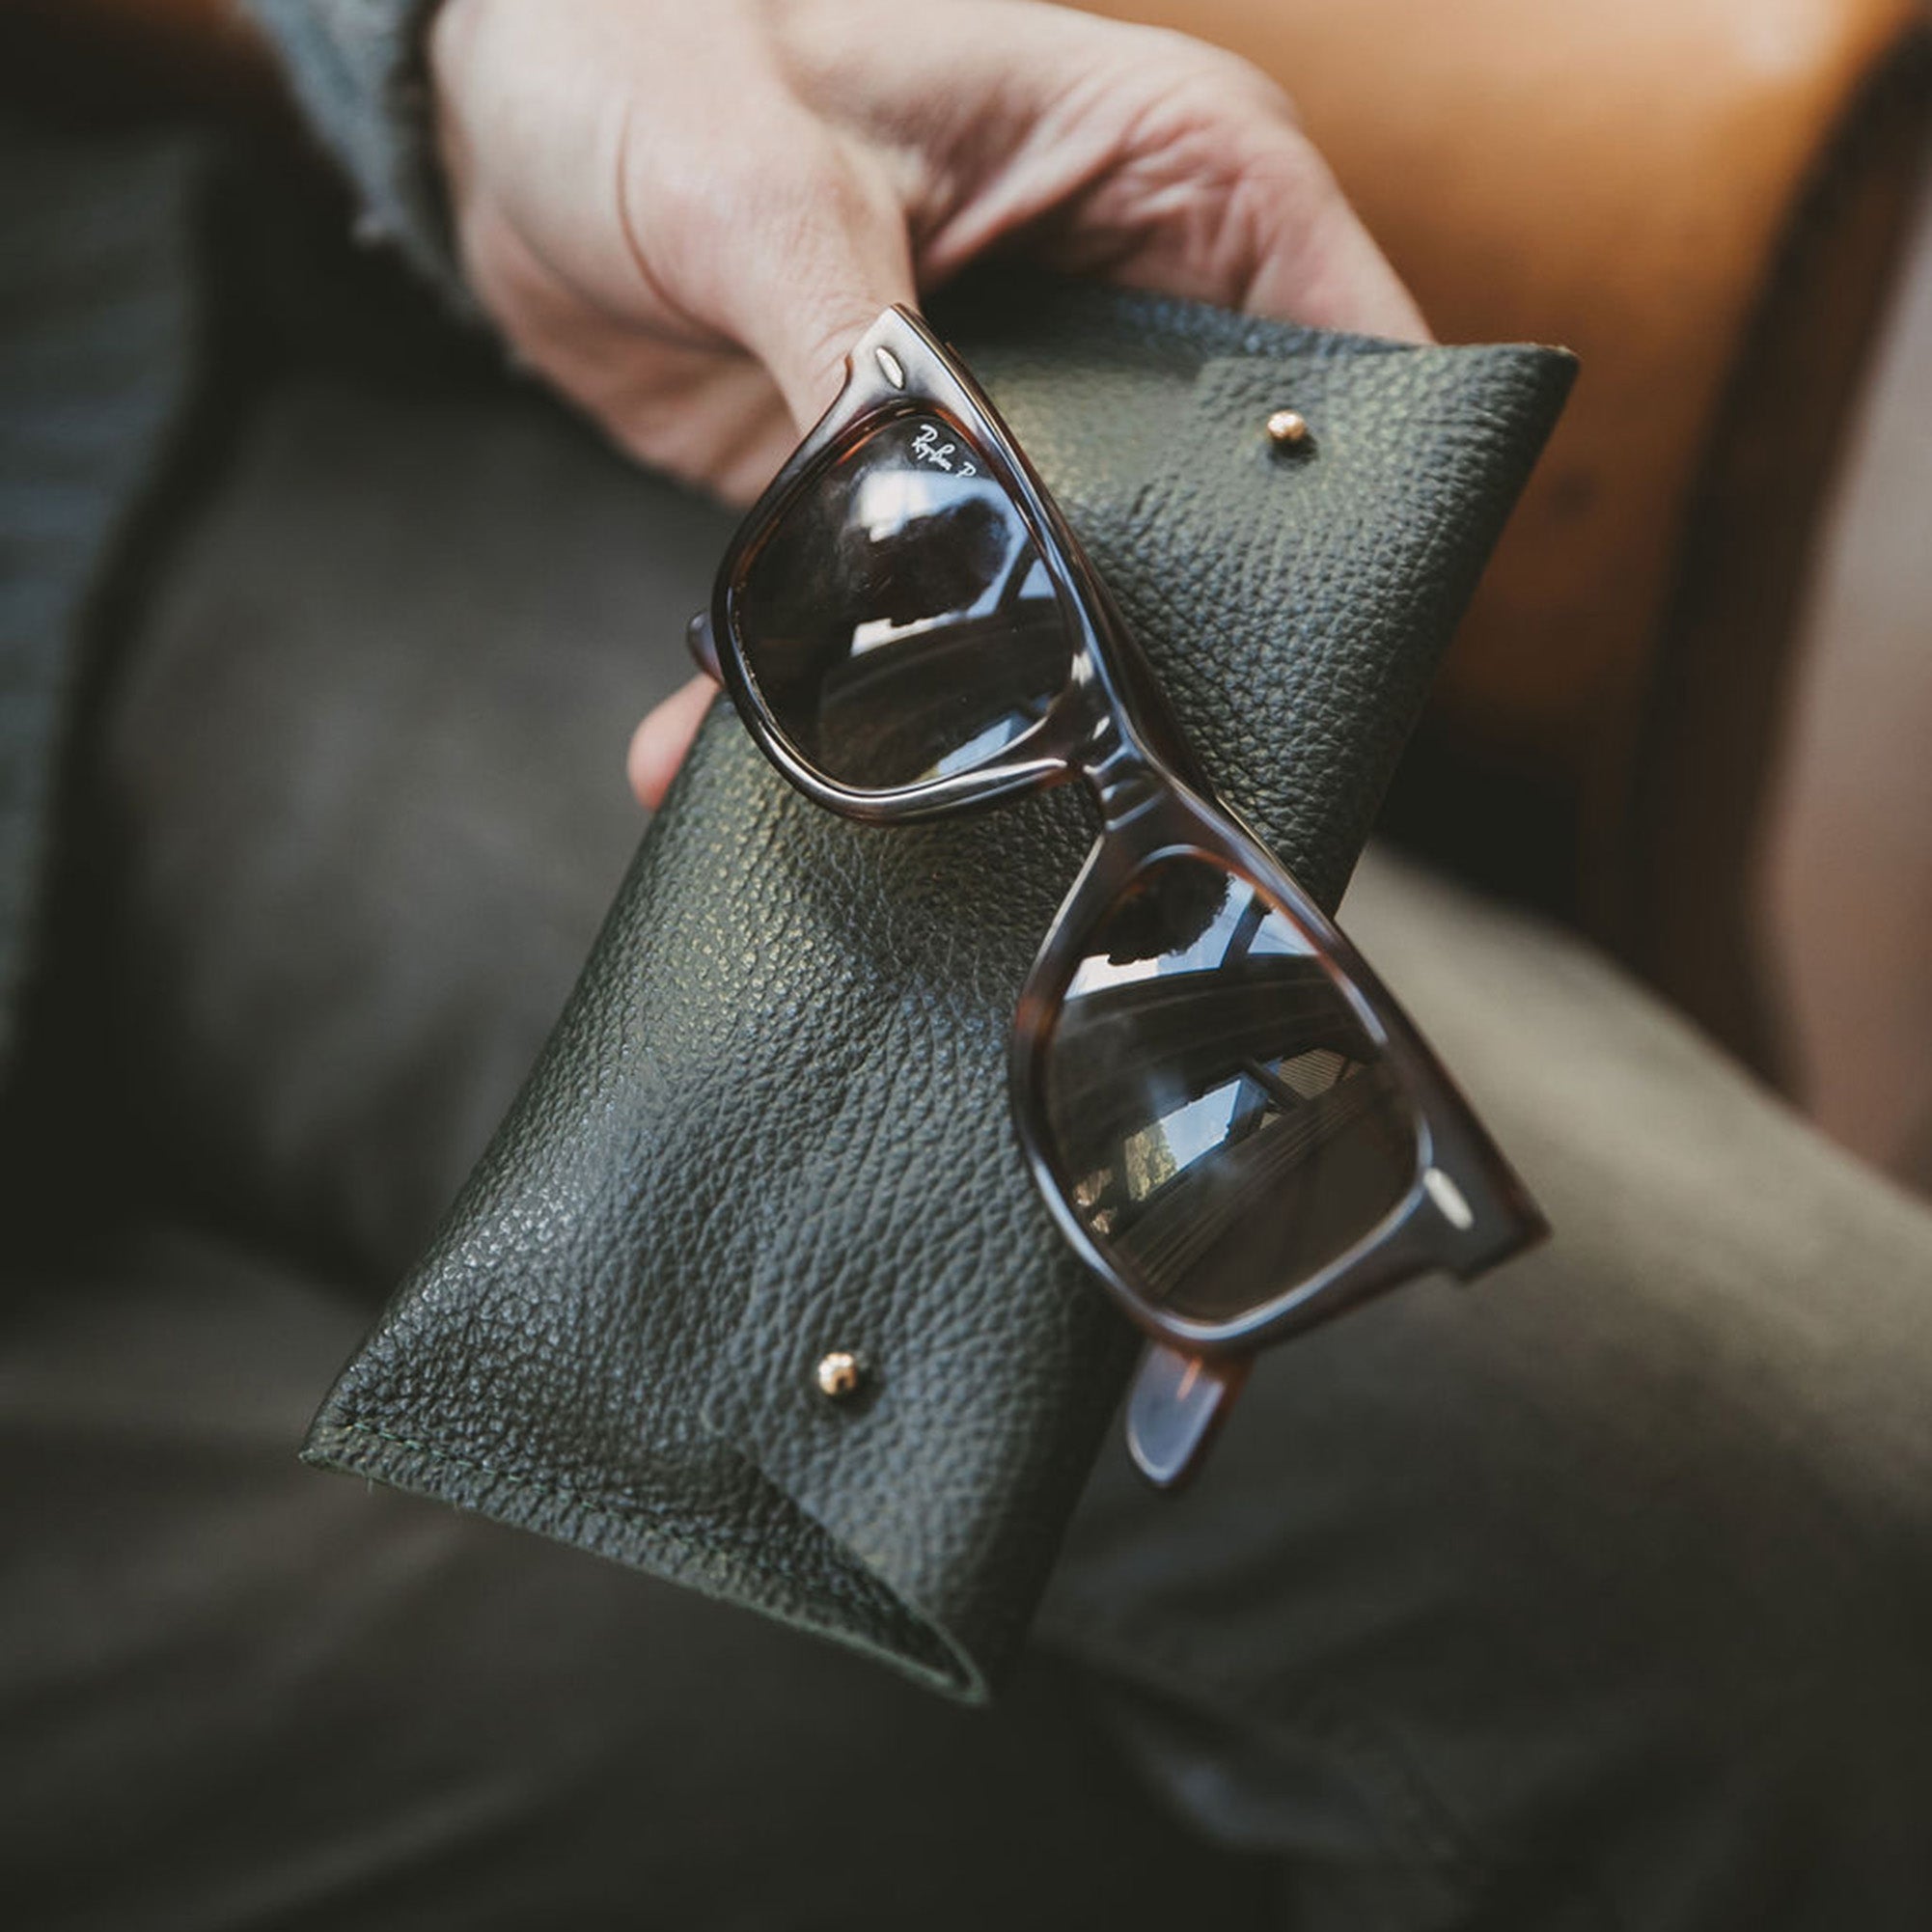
[
  {"x1": 327, "y1": 1416, "x2": 954, "y2": 1675},
  {"x1": 338, "y1": 1418, "x2": 647, "y2": 1510},
  {"x1": 335, "y1": 1417, "x2": 816, "y2": 1571}
]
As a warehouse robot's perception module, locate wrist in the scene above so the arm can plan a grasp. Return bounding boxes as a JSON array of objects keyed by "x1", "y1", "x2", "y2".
[{"x1": 247, "y1": 0, "x2": 468, "y2": 299}]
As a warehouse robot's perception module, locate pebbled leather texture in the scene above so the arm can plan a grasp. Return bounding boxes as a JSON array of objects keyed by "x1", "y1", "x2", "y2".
[{"x1": 302, "y1": 273, "x2": 1575, "y2": 1699}]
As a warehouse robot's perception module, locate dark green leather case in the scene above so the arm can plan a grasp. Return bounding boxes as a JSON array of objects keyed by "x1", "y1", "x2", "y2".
[{"x1": 302, "y1": 275, "x2": 1574, "y2": 1699}]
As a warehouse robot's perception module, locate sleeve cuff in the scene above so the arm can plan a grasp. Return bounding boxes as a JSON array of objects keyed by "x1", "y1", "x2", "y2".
[{"x1": 245, "y1": 0, "x2": 470, "y2": 306}]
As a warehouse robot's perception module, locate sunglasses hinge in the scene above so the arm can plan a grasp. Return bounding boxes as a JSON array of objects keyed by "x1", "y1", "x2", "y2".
[{"x1": 1085, "y1": 736, "x2": 1166, "y2": 831}]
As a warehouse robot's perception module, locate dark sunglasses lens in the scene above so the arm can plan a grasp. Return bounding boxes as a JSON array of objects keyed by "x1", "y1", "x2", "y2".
[
  {"x1": 1041, "y1": 857, "x2": 1419, "y2": 1326},
  {"x1": 734, "y1": 415, "x2": 1072, "y2": 790}
]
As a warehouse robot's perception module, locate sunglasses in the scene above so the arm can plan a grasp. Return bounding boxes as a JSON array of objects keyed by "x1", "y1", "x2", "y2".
[{"x1": 689, "y1": 305, "x2": 1546, "y2": 1488}]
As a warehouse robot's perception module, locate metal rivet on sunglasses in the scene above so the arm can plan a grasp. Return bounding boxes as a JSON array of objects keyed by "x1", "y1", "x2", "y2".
[
  {"x1": 874, "y1": 346, "x2": 906, "y2": 389},
  {"x1": 1423, "y1": 1167, "x2": 1476, "y2": 1231},
  {"x1": 814, "y1": 1349, "x2": 867, "y2": 1401},
  {"x1": 1265, "y1": 408, "x2": 1311, "y2": 451}
]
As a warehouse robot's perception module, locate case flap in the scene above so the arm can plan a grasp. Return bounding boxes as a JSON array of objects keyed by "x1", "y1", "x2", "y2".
[{"x1": 302, "y1": 274, "x2": 1574, "y2": 1698}]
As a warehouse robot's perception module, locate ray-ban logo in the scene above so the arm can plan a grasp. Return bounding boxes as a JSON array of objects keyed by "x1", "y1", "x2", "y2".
[{"x1": 911, "y1": 423, "x2": 977, "y2": 478}]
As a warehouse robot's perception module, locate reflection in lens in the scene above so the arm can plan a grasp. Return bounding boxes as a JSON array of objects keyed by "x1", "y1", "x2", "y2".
[
  {"x1": 1040, "y1": 857, "x2": 1418, "y2": 1325},
  {"x1": 735, "y1": 415, "x2": 1072, "y2": 790}
]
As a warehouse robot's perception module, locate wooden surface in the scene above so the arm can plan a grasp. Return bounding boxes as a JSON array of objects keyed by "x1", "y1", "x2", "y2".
[
  {"x1": 1765, "y1": 178, "x2": 1932, "y2": 1193},
  {"x1": 1081, "y1": 1, "x2": 1928, "y2": 979}
]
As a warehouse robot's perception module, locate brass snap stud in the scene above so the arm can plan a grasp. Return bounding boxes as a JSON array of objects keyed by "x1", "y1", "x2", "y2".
[
  {"x1": 1265, "y1": 407, "x2": 1311, "y2": 452},
  {"x1": 814, "y1": 1349, "x2": 867, "y2": 1402}
]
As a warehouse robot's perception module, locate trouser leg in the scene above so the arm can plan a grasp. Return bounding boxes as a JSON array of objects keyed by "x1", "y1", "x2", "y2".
[
  {"x1": 1042, "y1": 851, "x2": 1932, "y2": 1932},
  {"x1": 0, "y1": 1218, "x2": 1272, "y2": 1930}
]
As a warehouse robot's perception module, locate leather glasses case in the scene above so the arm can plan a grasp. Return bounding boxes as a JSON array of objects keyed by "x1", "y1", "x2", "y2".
[{"x1": 301, "y1": 272, "x2": 1574, "y2": 1699}]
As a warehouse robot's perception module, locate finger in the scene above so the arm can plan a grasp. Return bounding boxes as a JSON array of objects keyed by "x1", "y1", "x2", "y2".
[
  {"x1": 1007, "y1": 102, "x2": 1429, "y2": 345},
  {"x1": 865, "y1": 9, "x2": 1429, "y2": 345},
  {"x1": 692, "y1": 136, "x2": 920, "y2": 432},
  {"x1": 627, "y1": 673, "x2": 720, "y2": 811},
  {"x1": 1221, "y1": 128, "x2": 1429, "y2": 344}
]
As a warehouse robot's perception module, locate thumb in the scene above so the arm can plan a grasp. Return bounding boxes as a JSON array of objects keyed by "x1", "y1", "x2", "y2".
[{"x1": 710, "y1": 138, "x2": 918, "y2": 433}]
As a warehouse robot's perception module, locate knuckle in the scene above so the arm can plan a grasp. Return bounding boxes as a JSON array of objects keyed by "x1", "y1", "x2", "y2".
[{"x1": 1110, "y1": 26, "x2": 1305, "y2": 132}]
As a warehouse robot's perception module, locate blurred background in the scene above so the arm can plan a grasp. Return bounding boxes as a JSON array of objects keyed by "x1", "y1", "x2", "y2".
[
  {"x1": 3, "y1": 4, "x2": 1930, "y2": 1924},
  {"x1": 1091, "y1": 0, "x2": 1932, "y2": 1203},
  {"x1": 13, "y1": 0, "x2": 1927, "y2": 1196}
]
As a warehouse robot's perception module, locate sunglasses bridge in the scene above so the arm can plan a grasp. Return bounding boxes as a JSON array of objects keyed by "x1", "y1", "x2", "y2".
[
  {"x1": 698, "y1": 304, "x2": 1547, "y2": 1493},
  {"x1": 1072, "y1": 712, "x2": 1175, "y2": 833}
]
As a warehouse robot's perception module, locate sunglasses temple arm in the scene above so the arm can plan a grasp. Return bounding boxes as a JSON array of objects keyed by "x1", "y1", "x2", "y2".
[
  {"x1": 685, "y1": 609, "x2": 722, "y2": 681},
  {"x1": 1125, "y1": 1341, "x2": 1249, "y2": 1490}
]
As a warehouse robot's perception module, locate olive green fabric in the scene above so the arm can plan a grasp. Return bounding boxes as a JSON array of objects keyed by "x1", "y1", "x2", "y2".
[{"x1": 1045, "y1": 844, "x2": 1932, "y2": 1926}]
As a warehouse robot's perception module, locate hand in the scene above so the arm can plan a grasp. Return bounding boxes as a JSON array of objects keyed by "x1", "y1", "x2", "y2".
[{"x1": 428, "y1": 0, "x2": 1428, "y2": 804}]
